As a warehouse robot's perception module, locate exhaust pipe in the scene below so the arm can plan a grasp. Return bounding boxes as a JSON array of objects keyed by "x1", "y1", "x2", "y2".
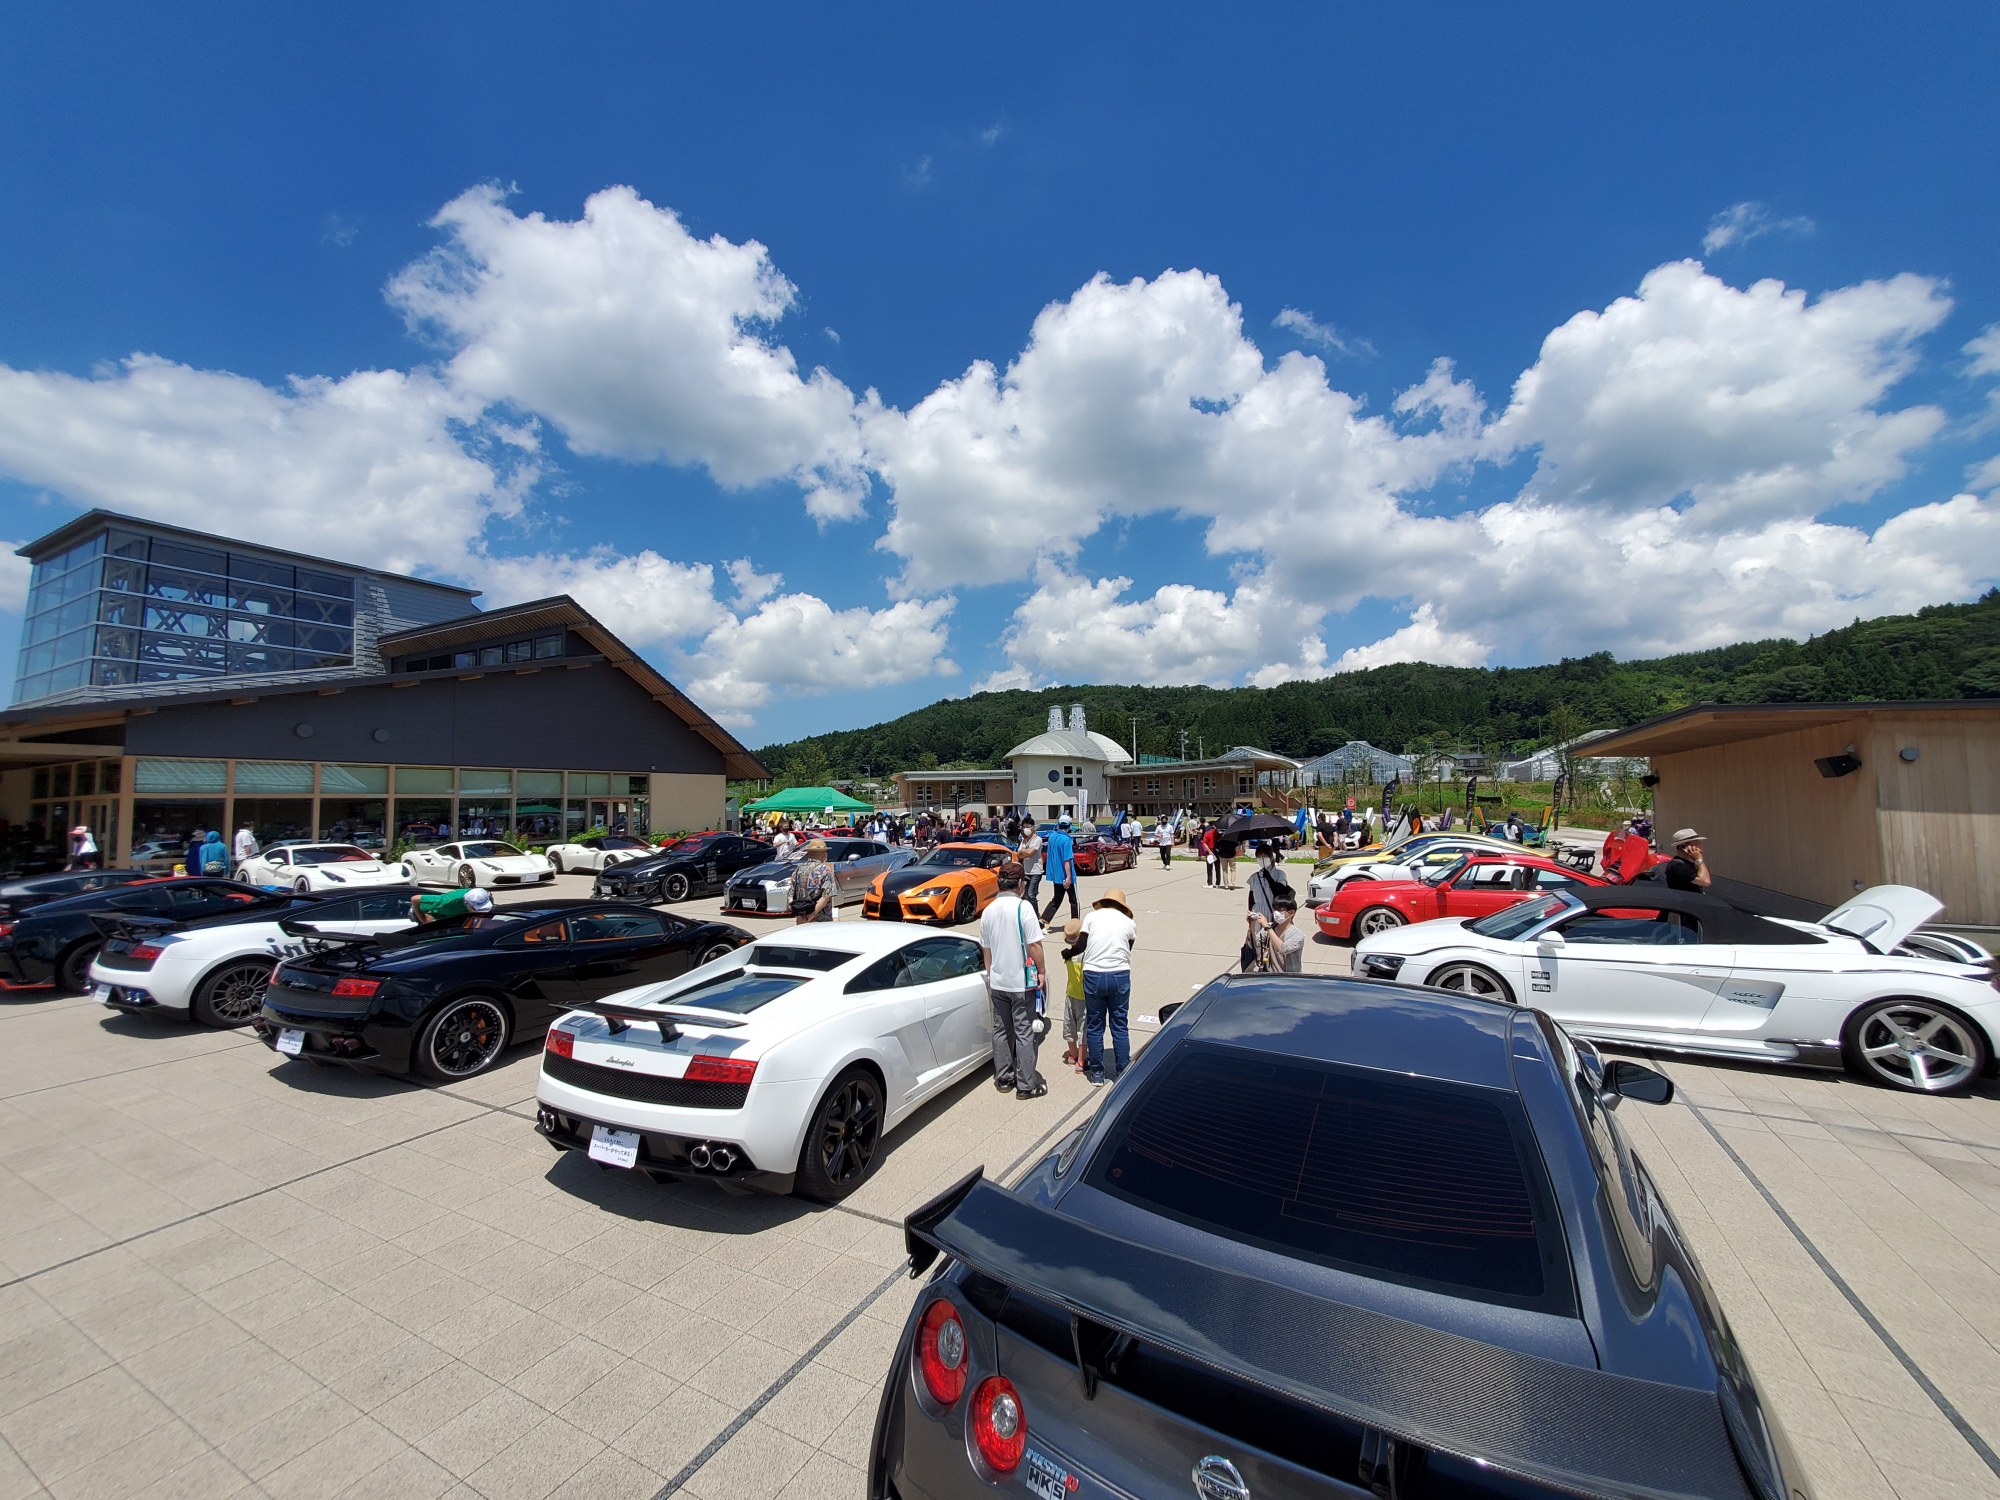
[
  {"x1": 689, "y1": 1144, "x2": 712, "y2": 1169},
  {"x1": 709, "y1": 1146, "x2": 735, "y2": 1172}
]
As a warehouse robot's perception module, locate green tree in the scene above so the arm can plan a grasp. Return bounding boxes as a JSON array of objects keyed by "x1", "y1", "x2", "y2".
[{"x1": 784, "y1": 742, "x2": 830, "y2": 789}]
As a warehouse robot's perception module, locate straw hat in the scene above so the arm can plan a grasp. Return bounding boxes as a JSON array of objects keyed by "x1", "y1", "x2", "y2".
[
  {"x1": 1094, "y1": 887, "x2": 1132, "y2": 916},
  {"x1": 806, "y1": 838, "x2": 828, "y2": 855},
  {"x1": 1062, "y1": 918, "x2": 1083, "y2": 942}
]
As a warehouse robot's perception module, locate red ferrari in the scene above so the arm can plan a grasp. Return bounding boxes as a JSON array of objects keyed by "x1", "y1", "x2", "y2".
[{"x1": 1318, "y1": 852, "x2": 1610, "y2": 941}]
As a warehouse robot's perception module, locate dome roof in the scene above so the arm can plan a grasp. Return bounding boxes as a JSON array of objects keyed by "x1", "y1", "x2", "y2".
[{"x1": 1003, "y1": 728, "x2": 1131, "y2": 763}]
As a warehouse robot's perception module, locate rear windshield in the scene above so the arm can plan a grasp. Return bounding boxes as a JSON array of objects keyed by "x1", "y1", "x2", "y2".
[
  {"x1": 747, "y1": 946, "x2": 851, "y2": 971},
  {"x1": 667, "y1": 970, "x2": 807, "y2": 1014},
  {"x1": 1087, "y1": 1043, "x2": 1571, "y2": 1313}
]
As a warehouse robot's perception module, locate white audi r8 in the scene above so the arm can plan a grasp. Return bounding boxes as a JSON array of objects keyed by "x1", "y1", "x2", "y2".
[
  {"x1": 542, "y1": 835, "x2": 654, "y2": 875},
  {"x1": 235, "y1": 842, "x2": 414, "y2": 892},
  {"x1": 90, "y1": 887, "x2": 417, "y2": 1027},
  {"x1": 535, "y1": 923, "x2": 999, "y2": 1201},
  {"x1": 404, "y1": 840, "x2": 556, "y2": 890},
  {"x1": 1354, "y1": 883, "x2": 2000, "y2": 1093}
]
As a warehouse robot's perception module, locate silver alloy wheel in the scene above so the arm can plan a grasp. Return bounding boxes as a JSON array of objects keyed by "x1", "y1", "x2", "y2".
[
  {"x1": 1854, "y1": 1001, "x2": 1982, "y2": 1092},
  {"x1": 457, "y1": 864, "x2": 476, "y2": 888},
  {"x1": 1427, "y1": 962, "x2": 1512, "y2": 1004},
  {"x1": 424, "y1": 998, "x2": 509, "y2": 1078},
  {"x1": 198, "y1": 960, "x2": 275, "y2": 1025},
  {"x1": 1354, "y1": 907, "x2": 1406, "y2": 937}
]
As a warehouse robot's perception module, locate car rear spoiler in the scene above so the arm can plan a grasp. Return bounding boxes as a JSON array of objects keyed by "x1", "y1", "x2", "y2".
[
  {"x1": 88, "y1": 912, "x2": 179, "y2": 942},
  {"x1": 566, "y1": 1000, "x2": 750, "y2": 1043},
  {"x1": 904, "y1": 1174, "x2": 1762, "y2": 1500}
]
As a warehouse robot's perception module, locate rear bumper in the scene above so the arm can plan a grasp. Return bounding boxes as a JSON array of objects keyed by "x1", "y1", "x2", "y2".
[
  {"x1": 254, "y1": 994, "x2": 413, "y2": 1070},
  {"x1": 534, "y1": 1098, "x2": 795, "y2": 1195}
]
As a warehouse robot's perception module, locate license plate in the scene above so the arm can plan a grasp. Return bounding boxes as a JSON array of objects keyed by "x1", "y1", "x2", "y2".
[
  {"x1": 276, "y1": 1027, "x2": 305, "y2": 1056},
  {"x1": 749, "y1": 892, "x2": 764, "y2": 909},
  {"x1": 94, "y1": 983, "x2": 113, "y2": 1004},
  {"x1": 588, "y1": 1124, "x2": 640, "y2": 1168}
]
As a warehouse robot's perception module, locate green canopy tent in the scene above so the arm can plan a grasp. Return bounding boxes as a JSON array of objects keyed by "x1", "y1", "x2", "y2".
[{"x1": 743, "y1": 786, "x2": 875, "y2": 815}]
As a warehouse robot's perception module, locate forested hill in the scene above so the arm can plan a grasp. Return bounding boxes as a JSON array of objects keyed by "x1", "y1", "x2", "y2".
[{"x1": 755, "y1": 589, "x2": 2000, "y2": 780}]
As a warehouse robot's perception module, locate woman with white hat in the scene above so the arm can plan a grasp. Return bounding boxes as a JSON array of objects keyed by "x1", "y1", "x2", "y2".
[{"x1": 1079, "y1": 887, "x2": 1136, "y2": 1086}]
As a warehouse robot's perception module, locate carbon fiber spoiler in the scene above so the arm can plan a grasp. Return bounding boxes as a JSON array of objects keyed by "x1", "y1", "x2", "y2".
[
  {"x1": 566, "y1": 1000, "x2": 750, "y2": 1042},
  {"x1": 88, "y1": 912, "x2": 178, "y2": 943},
  {"x1": 904, "y1": 1175, "x2": 1760, "y2": 1500}
]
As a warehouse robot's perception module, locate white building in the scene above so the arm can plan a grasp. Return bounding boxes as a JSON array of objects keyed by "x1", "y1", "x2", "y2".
[
  {"x1": 1003, "y1": 705, "x2": 1130, "y2": 816},
  {"x1": 1499, "y1": 729, "x2": 1648, "y2": 782}
]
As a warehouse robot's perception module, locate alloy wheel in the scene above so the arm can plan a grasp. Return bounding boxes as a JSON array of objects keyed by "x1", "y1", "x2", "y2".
[
  {"x1": 1853, "y1": 1002, "x2": 1982, "y2": 1092},
  {"x1": 1428, "y1": 962, "x2": 1512, "y2": 1004},
  {"x1": 1354, "y1": 907, "x2": 1406, "y2": 938},
  {"x1": 954, "y1": 888, "x2": 977, "y2": 924},
  {"x1": 664, "y1": 873, "x2": 691, "y2": 902},
  {"x1": 294, "y1": 877, "x2": 311, "y2": 893},
  {"x1": 424, "y1": 998, "x2": 509, "y2": 1078},
  {"x1": 816, "y1": 1075, "x2": 882, "y2": 1187},
  {"x1": 699, "y1": 942, "x2": 734, "y2": 965},
  {"x1": 457, "y1": 864, "x2": 477, "y2": 888},
  {"x1": 198, "y1": 961, "x2": 274, "y2": 1025},
  {"x1": 549, "y1": 853, "x2": 565, "y2": 874}
]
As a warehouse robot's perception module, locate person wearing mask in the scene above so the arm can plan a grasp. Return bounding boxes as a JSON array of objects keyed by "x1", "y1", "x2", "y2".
[
  {"x1": 1020, "y1": 823, "x2": 1045, "y2": 908},
  {"x1": 1256, "y1": 892, "x2": 1305, "y2": 973},
  {"x1": 791, "y1": 839, "x2": 837, "y2": 923},
  {"x1": 978, "y1": 862, "x2": 1047, "y2": 1099},
  {"x1": 1246, "y1": 842, "x2": 1294, "y2": 929},
  {"x1": 1663, "y1": 829, "x2": 1713, "y2": 892},
  {"x1": 1059, "y1": 917, "x2": 1088, "y2": 1070},
  {"x1": 1040, "y1": 817, "x2": 1078, "y2": 926},
  {"x1": 1079, "y1": 887, "x2": 1136, "y2": 1086}
]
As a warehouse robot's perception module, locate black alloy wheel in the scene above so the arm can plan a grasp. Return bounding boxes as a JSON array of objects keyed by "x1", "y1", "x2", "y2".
[
  {"x1": 456, "y1": 864, "x2": 477, "y2": 889},
  {"x1": 193, "y1": 960, "x2": 276, "y2": 1027},
  {"x1": 796, "y1": 1066, "x2": 884, "y2": 1202},
  {"x1": 953, "y1": 887, "x2": 978, "y2": 925},
  {"x1": 416, "y1": 996, "x2": 512, "y2": 1080},
  {"x1": 56, "y1": 940, "x2": 102, "y2": 994},
  {"x1": 548, "y1": 852, "x2": 565, "y2": 874},
  {"x1": 663, "y1": 872, "x2": 692, "y2": 902}
]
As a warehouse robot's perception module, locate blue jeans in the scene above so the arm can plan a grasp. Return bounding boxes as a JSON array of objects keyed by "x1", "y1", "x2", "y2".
[
  {"x1": 1025, "y1": 873, "x2": 1043, "y2": 907},
  {"x1": 1083, "y1": 970, "x2": 1131, "y2": 1081}
]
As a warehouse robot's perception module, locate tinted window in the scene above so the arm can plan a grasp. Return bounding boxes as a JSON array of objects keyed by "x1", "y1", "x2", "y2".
[
  {"x1": 357, "y1": 892, "x2": 414, "y2": 920},
  {"x1": 291, "y1": 846, "x2": 373, "y2": 865},
  {"x1": 1467, "y1": 894, "x2": 1568, "y2": 939},
  {"x1": 459, "y1": 842, "x2": 523, "y2": 859},
  {"x1": 571, "y1": 912, "x2": 668, "y2": 942},
  {"x1": 1561, "y1": 913, "x2": 1701, "y2": 945},
  {"x1": 749, "y1": 946, "x2": 851, "y2": 971},
  {"x1": 906, "y1": 937, "x2": 982, "y2": 981},
  {"x1": 302, "y1": 899, "x2": 361, "y2": 924},
  {"x1": 915, "y1": 848, "x2": 983, "y2": 869},
  {"x1": 1087, "y1": 1044, "x2": 1570, "y2": 1313},
  {"x1": 498, "y1": 919, "x2": 567, "y2": 946},
  {"x1": 668, "y1": 971, "x2": 806, "y2": 1014}
]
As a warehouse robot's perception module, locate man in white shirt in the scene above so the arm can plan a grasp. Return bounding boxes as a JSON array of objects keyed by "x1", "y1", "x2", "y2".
[
  {"x1": 977, "y1": 862, "x2": 1047, "y2": 1099},
  {"x1": 1079, "y1": 887, "x2": 1137, "y2": 1085},
  {"x1": 233, "y1": 825, "x2": 259, "y2": 864}
]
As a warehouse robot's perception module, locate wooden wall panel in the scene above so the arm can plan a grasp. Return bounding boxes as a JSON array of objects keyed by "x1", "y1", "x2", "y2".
[{"x1": 1869, "y1": 713, "x2": 2000, "y2": 925}]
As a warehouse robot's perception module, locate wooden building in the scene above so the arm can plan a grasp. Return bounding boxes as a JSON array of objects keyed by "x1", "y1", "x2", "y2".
[{"x1": 1582, "y1": 701, "x2": 2000, "y2": 928}]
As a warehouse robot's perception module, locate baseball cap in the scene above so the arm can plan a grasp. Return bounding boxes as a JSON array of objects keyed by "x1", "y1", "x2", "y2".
[{"x1": 464, "y1": 888, "x2": 494, "y2": 912}]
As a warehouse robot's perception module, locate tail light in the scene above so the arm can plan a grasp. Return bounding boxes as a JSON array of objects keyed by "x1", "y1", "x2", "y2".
[
  {"x1": 685, "y1": 1055, "x2": 757, "y2": 1085},
  {"x1": 969, "y1": 1376, "x2": 1026, "y2": 1473},
  {"x1": 330, "y1": 977, "x2": 380, "y2": 998},
  {"x1": 128, "y1": 943, "x2": 164, "y2": 964},
  {"x1": 547, "y1": 1028, "x2": 575, "y2": 1058},
  {"x1": 0, "y1": 922, "x2": 13, "y2": 938},
  {"x1": 916, "y1": 1299, "x2": 967, "y2": 1406}
]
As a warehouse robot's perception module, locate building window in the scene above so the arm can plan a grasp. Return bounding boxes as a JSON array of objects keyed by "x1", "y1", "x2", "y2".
[
  {"x1": 1146, "y1": 777, "x2": 1160, "y2": 795},
  {"x1": 135, "y1": 759, "x2": 227, "y2": 795},
  {"x1": 479, "y1": 646, "x2": 504, "y2": 666},
  {"x1": 505, "y1": 641, "x2": 533, "y2": 663},
  {"x1": 1203, "y1": 776, "x2": 1216, "y2": 794},
  {"x1": 534, "y1": 634, "x2": 564, "y2": 659}
]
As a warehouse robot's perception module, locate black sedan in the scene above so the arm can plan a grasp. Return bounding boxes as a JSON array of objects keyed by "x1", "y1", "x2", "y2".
[
  {"x1": 871, "y1": 975, "x2": 1808, "y2": 1500},
  {"x1": 592, "y1": 832, "x2": 771, "y2": 905},
  {"x1": 255, "y1": 899, "x2": 754, "y2": 1080},
  {"x1": 0, "y1": 867, "x2": 153, "y2": 920},
  {"x1": 0, "y1": 877, "x2": 267, "y2": 992}
]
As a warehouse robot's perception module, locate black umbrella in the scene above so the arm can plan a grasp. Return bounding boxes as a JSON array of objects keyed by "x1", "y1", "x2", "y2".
[{"x1": 1216, "y1": 812, "x2": 1297, "y2": 839}]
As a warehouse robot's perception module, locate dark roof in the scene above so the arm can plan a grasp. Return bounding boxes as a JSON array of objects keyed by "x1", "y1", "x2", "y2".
[
  {"x1": 1568, "y1": 884, "x2": 1819, "y2": 945},
  {"x1": 16, "y1": 509, "x2": 480, "y2": 596},
  {"x1": 1581, "y1": 699, "x2": 2000, "y2": 758}
]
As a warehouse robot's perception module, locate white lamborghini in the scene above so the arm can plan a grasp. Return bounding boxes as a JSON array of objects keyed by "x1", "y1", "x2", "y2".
[
  {"x1": 235, "y1": 842, "x2": 414, "y2": 892},
  {"x1": 404, "y1": 840, "x2": 556, "y2": 890},
  {"x1": 535, "y1": 922, "x2": 1001, "y2": 1201},
  {"x1": 90, "y1": 887, "x2": 416, "y2": 1027},
  {"x1": 1354, "y1": 883, "x2": 2000, "y2": 1093}
]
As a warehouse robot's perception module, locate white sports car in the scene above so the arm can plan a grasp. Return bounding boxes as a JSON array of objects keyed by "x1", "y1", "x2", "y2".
[
  {"x1": 535, "y1": 922, "x2": 998, "y2": 1201},
  {"x1": 235, "y1": 842, "x2": 414, "y2": 892},
  {"x1": 405, "y1": 840, "x2": 555, "y2": 890},
  {"x1": 90, "y1": 887, "x2": 416, "y2": 1027},
  {"x1": 543, "y1": 835, "x2": 654, "y2": 875},
  {"x1": 1354, "y1": 883, "x2": 2000, "y2": 1094}
]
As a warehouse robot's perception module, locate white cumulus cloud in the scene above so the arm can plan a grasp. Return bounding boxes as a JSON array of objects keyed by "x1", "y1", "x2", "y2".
[{"x1": 1702, "y1": 201, "x2": 1816, "y2": 254}]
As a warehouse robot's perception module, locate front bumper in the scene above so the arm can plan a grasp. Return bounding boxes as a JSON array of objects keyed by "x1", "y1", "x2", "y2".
[
  {"x1": 862, "y1": 891, "x2": 950, "y2": 923},
  {"x1": 1316, "y1": 908, "x2": 1350, "y2": 937},
  {"x1": 594, "y1": 878, "x2": 662, "y2": 902}
]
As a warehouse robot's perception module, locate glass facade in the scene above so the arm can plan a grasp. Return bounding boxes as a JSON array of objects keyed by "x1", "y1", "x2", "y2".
[{"x1": 14, "y1": 527, "x2": 357, "y2": 704}]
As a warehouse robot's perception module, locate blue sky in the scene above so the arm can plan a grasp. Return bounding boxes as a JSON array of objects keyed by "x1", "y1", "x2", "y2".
[{"x1": 2, "y1": 3, "x2": 1997, "y2": 745}]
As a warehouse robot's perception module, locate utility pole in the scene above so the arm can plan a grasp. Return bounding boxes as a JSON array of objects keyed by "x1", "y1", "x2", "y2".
[{"x1": 1177, "y1": 729, "x2": 1189, "y2": 762}]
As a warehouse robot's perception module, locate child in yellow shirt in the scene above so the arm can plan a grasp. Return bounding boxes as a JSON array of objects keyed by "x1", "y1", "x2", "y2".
[{"x1": 1060, "y1": 918, "x2": 1087, "y2": 1070}]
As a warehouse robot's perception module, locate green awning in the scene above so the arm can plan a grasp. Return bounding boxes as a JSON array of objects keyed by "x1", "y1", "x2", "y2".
[{"x1": 743, "y1": 785, "x2": 874, "y2": 813}]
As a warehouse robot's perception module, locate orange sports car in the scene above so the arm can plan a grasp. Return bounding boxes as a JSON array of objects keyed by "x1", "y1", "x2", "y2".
[{"x1": 862, "y1": 842, "x2": 1014, "y2": 926}]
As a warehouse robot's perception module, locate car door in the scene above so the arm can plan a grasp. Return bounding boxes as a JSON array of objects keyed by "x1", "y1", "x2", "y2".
[
  {"x1": 1532, "y1": 907, "x2": 1734, "y2": 1036},
  {"x1": 488, "y1": 916, "x2": 578, "y2": 1019},
  {"x1": 1438, "y1": 863, "x2": 1527, "y2": 922},
  {"x1": 563, "y1": 909, "x2": 693, "y2": 1002},
  {"x1": 842, "y1": 947, "x2": 939, "y2": 1107},
  {"x1": 903, "y1": 936, "x2": 993, "y2": 1079}
]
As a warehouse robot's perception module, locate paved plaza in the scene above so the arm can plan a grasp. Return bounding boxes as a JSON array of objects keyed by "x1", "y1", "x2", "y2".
[{"x1": 3, "y1": 859, "x2": 2000, "y2": 1499}]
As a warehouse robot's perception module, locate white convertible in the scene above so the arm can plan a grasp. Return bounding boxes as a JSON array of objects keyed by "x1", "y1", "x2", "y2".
[
  {"x1": 236, "y1": 842, "x2": 414, "y2": 892},
  {"x1": 542, "y1": 834, "x2": 654, "y2": 875},
  {"x1": 535, "y1": 923, "x2": 997, "y2": 1201},
  {"x1": 90, "y1": 887, "x2": 416, "y2": 1027},
  {"x1": 1354, "y1": 883, "x2": 2000, "y2": 1094},
  {"x1": 404, "y1": 840, "x2": 555, "y2": 890}
]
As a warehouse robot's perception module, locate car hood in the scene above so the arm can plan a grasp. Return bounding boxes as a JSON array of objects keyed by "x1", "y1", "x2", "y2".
[
  {"x1": 731, "y1": 861, "x2": 799, "y2": 885},
  {"x1": 1820, "y1": 885, "x2": 1942, "y2": 951},
  {"x1": 881, "y1": 865, "x2": 965, "y2": 896}
]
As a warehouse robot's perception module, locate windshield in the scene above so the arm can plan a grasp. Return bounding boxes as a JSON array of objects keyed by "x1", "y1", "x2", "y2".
[
  {"x1": 460, "y1": 842, "x2": 524, "y2": 859},
  {"x1": 657, "y1": 836, "x2": 718, "y2": 855},
  {"x1": 665, "y1": 970, "x2": 807, "y2": 1014},
  {"x1": 1468, "y1": 893, "x2": 1569, "y2": 940},
  {"x1": 291, "y1": 846, "x2": 376, "y2": 866},
  {"x1": 916, "y1": 847, "x2": 985, "y2": 869},
  {"x1": 1420, "y1": 855, "x2": 1471, "y2": 887}
]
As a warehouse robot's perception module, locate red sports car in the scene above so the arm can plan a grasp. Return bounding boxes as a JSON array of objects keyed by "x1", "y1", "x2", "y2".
[{"x1": 1318, "y1": 852, "x2": 1610, "y2": 941}]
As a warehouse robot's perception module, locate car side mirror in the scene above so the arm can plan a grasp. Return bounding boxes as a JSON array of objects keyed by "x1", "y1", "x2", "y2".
[
  {"x1": 1601, "y1": 1059, "x2": 1673, "y2": 1107},
  {"x1": 1537, "y1": 929, "x2": 1566, "y2": 947}
]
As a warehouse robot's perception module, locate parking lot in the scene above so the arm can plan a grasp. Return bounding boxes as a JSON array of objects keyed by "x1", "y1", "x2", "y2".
[{"x1": 4, "y1": 861, "x2": 2000, "y2": 1499}]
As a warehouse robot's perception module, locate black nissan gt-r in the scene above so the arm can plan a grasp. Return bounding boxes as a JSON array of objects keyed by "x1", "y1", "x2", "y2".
[
  {"x1": 592, "y1": 832, "x2": 772, "y2": 905},
  {"x1": 255, "y1": 899, "x2": 754, "y2": 1080},
  {"x1": 871, "y1": 975, "x2": 1808, "y2": 1500},
  {"x1": 0, "y1": 877, "x2": 266, "y2": 991}
]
